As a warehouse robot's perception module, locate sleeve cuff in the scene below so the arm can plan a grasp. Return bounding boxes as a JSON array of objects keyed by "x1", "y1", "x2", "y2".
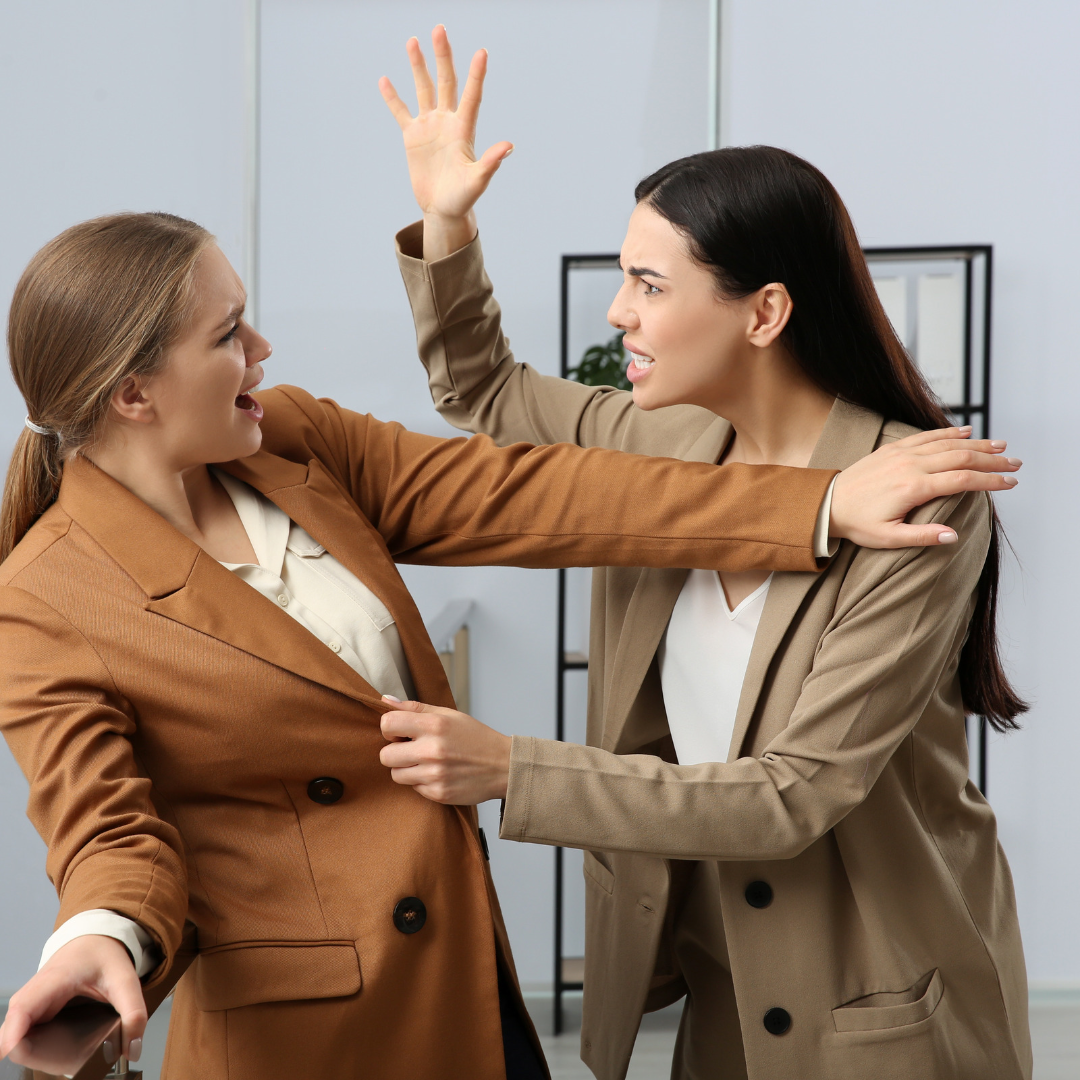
[
  {"x1": 814, "y1": 475, "x2": 840, "y2": 560},
  {"x1": 39, "y1": 909, "x2": 161, "y2": 979},
  {"x1": 394, "y1": 220, "x2": 484, "y2": 268},
  {"x1": 395, "y1": 220, "x2": 425, "y2": 261}
]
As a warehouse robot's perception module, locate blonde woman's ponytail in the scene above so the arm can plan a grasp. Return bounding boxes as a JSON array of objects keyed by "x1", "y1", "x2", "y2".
[{"x1": 0, "y1": 425, "x2": 64, "y2": 562}]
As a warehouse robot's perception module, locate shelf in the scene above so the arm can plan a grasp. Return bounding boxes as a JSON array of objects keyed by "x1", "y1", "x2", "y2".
[
  {"x1": 562, "y1": 651, "x2": 588, "y2": 669},
  {"x1": 560, "y1": 956, "x2": 585, "y2": 988}
]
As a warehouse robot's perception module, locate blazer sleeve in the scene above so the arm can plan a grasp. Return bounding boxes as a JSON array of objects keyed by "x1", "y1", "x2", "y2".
[
  {"x1": 497, "y1": 491, "x2": 993, "y2": 861},
  {"x1": 395, "y1": 221, "x2": 717, "y2": 456},
  {"x1": 257, "y1": 385, "x2": 835, "y2": 575},
  {"x1": 0, "y1": 586, "x2": 188, "y2": 985}
]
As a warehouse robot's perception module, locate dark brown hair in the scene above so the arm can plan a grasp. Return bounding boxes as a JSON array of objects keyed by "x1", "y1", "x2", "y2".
[
  {"x1": 636, "y1": 146, "x2": 1026, "y2": 730},
  {"x1": 1, "y1": 212, "x2": 212, "y2": 562}
]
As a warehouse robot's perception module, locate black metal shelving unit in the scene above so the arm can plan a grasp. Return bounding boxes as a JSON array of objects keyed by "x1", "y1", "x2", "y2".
[
  {"x1": 552, "y1": 254, "x2": 620, "y2": 1035},
  {"x1": 551, "y1": 245, "x2": 994, "y2": 1034}
]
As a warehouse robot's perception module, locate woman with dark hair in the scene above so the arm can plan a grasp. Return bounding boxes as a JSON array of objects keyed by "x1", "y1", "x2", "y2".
[{"x1": 379, "y1": 29, "x2": 1032, "y2": 1080}]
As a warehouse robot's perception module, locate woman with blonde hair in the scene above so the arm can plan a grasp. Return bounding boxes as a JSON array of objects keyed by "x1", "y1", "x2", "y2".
[{"x1": 379, "y1": 28, "x2": 1032, "y2": 1080}]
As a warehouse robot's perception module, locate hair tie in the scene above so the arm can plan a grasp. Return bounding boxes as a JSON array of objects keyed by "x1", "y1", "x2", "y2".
[{"x1": 24, "y1": 416, "x2": 55, "y2": 437}]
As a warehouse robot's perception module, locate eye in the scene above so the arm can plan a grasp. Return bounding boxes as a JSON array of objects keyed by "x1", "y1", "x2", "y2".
[
  {"x1": 642, "y1": 281, "x2": 661, "y2": 297},
  {"x1": 219, "y1": 323, "x2": 240, "y2": 345}
]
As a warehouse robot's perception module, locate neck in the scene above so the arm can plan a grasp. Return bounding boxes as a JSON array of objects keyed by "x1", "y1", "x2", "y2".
[
  {"x1": 709, "y1": 346, "x2": 836, "y2": 467},
  {"x1": 84, "y1": 428, "x2": 218, "y2": 542}
]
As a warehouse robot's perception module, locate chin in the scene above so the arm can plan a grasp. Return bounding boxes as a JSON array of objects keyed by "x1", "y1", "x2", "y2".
[
  {"x1": 631, "y1": 383, "x2": 672, "y2": 412},
  {"x1": 220, "y1": 426, "x2": 263, "y2": 463},
  {"x1": 237, "y1": 428, "x2": 263, "y2": 459}
]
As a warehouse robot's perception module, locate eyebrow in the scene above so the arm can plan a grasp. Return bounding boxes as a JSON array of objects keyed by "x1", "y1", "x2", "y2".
[
  {"x1": 212, "y1": 303, "x2": 246, "y2": 332},
  {"x1": 619, "y1": 261, "x2": 669, "y2": 280}
]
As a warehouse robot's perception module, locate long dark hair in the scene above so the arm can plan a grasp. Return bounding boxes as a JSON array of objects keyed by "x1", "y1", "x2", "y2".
[{"x1": 636, "y1": 146, "x2": 1026, "y2": 731}]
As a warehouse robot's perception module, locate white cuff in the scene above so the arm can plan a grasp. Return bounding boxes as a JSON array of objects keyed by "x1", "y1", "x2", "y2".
[
  {"x1": 39, "y1": 910, "x2": 160, "y2": 978},
  {"x1": 814, "y1": 476, "x2": 840, "y2": 560}
]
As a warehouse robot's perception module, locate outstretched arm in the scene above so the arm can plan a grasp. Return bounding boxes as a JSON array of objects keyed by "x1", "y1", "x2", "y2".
[{"x1": 379, "y1": 492, "x2": 996, "y2": 823}]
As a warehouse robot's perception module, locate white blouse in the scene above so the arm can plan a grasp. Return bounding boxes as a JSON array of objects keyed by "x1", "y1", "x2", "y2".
[
  {"x1": 39, "y1": 473, "x2": 416, "y2": 977},
  {"x1": 659, "y1": 570, "x2": 772, "y2": 765},
  {"x1": 656, "y1": 468, "x2": 839, "y2": 765}
]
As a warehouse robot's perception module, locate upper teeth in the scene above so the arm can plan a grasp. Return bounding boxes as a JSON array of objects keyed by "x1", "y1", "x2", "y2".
[{"x1": 628, "y1": 351, "x2": 654, "y2": 369}]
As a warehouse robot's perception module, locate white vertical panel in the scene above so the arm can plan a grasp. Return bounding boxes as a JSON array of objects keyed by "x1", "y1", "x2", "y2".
[
  {"x1": 872, "y1": 275, "x2": 909, "y2": 347},
  {"x1": 916, "y1": 272, "x2": 965, "y2": 405}
]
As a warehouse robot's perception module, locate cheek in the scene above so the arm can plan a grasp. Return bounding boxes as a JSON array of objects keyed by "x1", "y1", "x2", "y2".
[
  {"x1": 656, "y1": 312, "x2": 725, "y2": 383},
  {"x1": 159, "y1": 353, "x2": 244, "y2": 419}
]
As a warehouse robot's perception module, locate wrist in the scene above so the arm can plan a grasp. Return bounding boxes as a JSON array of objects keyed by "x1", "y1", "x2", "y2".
[
  {"x1": 422, "y1": 211, "x2": 477, "y2": 262},
  {"x1": 491, "y1": 731, "x2": 511, "y2": 801}
]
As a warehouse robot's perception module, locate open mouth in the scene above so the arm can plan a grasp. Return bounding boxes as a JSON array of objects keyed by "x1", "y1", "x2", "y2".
[
  {"x1": 626, "y1": 349, "x2": 655, "y2": 383},
  {"x1": 235, "y1": 392, "x2": 264, "y2": 421}
]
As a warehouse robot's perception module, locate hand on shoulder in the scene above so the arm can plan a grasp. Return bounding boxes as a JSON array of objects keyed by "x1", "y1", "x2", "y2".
[{"x1": 830, "y1": 426, "x2": 1020, "y2": 549}]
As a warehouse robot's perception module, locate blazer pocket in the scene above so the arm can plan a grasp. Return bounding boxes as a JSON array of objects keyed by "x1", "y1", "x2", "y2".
[
  {"x1": 583, "y1": 850, "x2": 615, "y2": 894},
  {"x1": 194, "y1": 940, "x2": 362, "y2": 1011},
  {"x1": 832, "y1": 969, "x2": 943, "y2": 1033}
]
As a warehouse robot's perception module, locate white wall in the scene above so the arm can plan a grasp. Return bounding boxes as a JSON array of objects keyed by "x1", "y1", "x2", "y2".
[
  {"x1": 0, "y1": 0, "x2": 251, "y2": 993},
  {"x1": 720, "y1": 0, "x2": 1080, "y2": 988},
  {"x1": 258, "y1": 0, "x2": 710, "y2": 986}
]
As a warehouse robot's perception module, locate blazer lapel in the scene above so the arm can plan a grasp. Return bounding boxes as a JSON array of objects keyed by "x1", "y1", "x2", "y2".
[
  {"x1": 60, "y1": 455, "x2": 394, "y2": 710},
  {"x1": 726, "y1": 400, "x2": 885, "y2": 760},
  {"x1": 218, "y1": 455, "x2": 454, "y2": 709},
  {"x1": 606, "y1": 417, "x2": 733, "y2": 753}
]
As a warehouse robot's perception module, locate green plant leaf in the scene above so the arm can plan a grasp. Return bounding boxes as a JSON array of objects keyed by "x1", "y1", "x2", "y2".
[{"x1": 567, "y1": 332, "x2": 630, "y2": 391}]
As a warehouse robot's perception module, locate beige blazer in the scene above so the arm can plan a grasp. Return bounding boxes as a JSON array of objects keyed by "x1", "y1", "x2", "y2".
[
  {"x1": 397, "y1": 224, "x2": 1031, "y2": 1080},
  {"x1": 0, "y1": 386, "x2": 834, "y2": 1080}
]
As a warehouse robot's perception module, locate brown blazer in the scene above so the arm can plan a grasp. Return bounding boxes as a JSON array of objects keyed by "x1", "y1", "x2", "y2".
[
  {"x1": 0, "y1": 386, "x2": 834, "y2": 1080},
  {"x1": 397, "y1": 225, "x2": 1032, "y2": 1080}
]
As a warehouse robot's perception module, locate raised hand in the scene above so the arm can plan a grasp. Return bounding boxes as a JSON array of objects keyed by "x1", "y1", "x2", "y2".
[
  {"x1": 830, "y1": 426, "x2": 1022, "y2": 548},
  {"x1": 380, "y1": 25, "x2": 513, "y2": 260}
]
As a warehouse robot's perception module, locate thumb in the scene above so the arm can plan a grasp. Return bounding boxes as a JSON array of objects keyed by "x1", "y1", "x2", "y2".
[
  {"x1": 381, "y1": 695, "x2": 427, "y2": 712},
  {"x1": 380, "y1": 697, "x2": 435, "y2": 741},
  {"x1": 476, "y1": 140, "x2": 513, "y2": 178}
]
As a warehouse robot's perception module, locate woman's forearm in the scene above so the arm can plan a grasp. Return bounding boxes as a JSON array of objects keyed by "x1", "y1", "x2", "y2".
[{"x1": 421, "y1": 211, "x2": 477, "y2": 261}]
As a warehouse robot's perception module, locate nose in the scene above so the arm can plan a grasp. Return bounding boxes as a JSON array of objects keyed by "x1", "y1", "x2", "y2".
[
  {"x1": 607, "y1": 279, "x2": 638, "y2": 332},
  {"x1": 239, "y1": 320, "x2": 272, "y2": 366}
]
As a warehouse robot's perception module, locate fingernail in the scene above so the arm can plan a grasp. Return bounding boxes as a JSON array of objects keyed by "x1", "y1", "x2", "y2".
[
  {"x1": 990, "y1": 440, "x2": 1006, "y2": 449},
  {"x1": 502, "y1": 145, "x2": 514, "y2": 158},
  {"x1": 383, "y1": 694, "x2": 402, "y2": 703},
  {"x1": 938, "y1": 531, "x2": 958, "y2": 544},
  {"x1": 1007, "y1": 457, "x2": 1022, "y2": 467},
  {"x1": 128, "y1": 1037, "x2": 143, "y2": 1062},
  {"x1": 103, "y1": 1038, "x2": 119, "y2": 1065},
  {"x1": 959, "y1": 426, "x2": 972, "y2": 433},
  {"x1": 1003, "y1": 475, "x2": 1018, "y2": 486}
]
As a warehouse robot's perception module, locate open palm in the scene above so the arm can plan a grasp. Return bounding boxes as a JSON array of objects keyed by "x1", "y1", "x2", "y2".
[{"x1": 380, "y1": 26, "x2": 512, "y2": 221}]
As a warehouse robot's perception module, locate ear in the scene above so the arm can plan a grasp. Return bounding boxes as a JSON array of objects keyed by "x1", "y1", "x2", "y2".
[
  {"x1": 109, "y1": 374, "x2": 157, "y2": 425},
  {"x1": 747, "y1": 283, "x2": 793, "y2": 348}
]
